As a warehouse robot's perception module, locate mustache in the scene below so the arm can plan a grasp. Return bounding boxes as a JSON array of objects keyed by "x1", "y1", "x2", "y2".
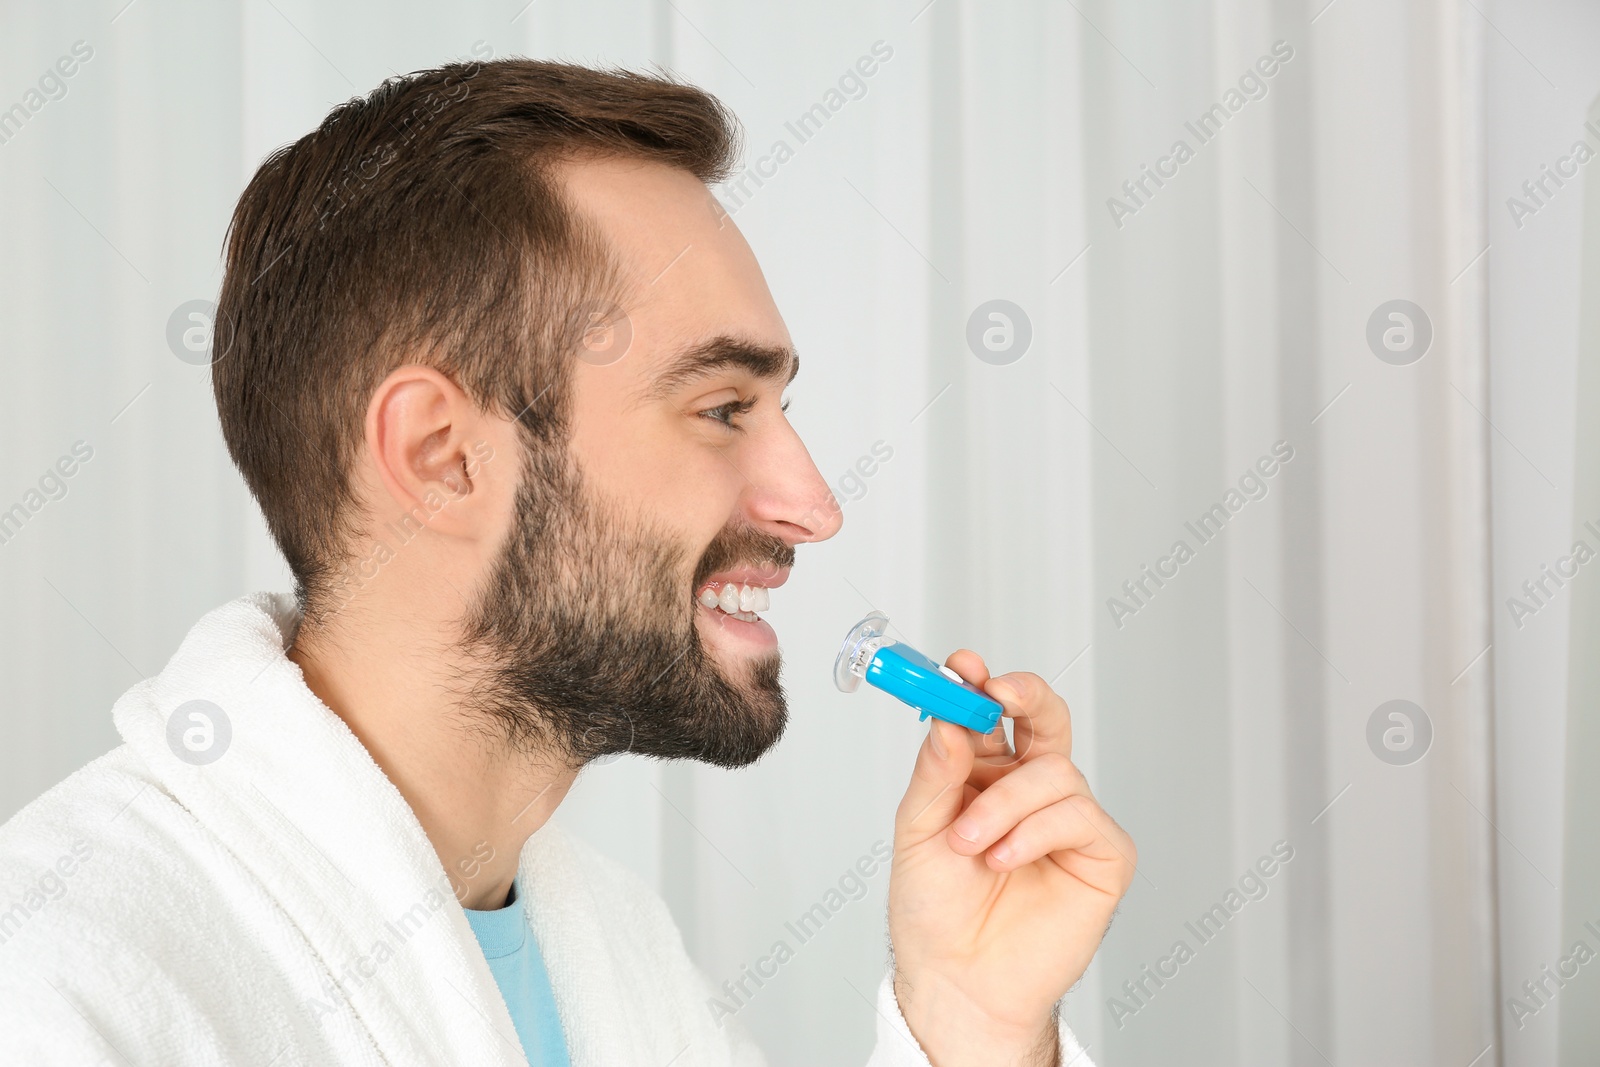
[{"x1": 692, "y1": 523, "x2": 796, "y2": 589}]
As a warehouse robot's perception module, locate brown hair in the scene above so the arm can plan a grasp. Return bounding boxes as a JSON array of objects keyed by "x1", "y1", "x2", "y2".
[{"x1": 213, "y1": 59, "x2": 741, "y2": 622}]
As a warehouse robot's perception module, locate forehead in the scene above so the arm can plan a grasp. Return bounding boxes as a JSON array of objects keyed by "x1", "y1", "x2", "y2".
[{"x1": 551, "y1": 155, "x2": 794, "y2": 388}]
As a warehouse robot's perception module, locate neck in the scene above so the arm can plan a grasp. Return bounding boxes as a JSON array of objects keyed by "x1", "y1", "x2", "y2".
[{"x1": 288, "y1": 602, "x2": 578, "y2": 911}]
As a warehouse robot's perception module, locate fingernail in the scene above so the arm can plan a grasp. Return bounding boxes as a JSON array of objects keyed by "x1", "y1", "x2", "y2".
[
  {"x1": 928, "y1": 722, "x2": 948, "y2": 759},
  {"x1": 951, "y1": 816, "x2": 979, "y2": 843},
  {"x1": 990, "y1": 842, "x2": 1012, "y2": 863}
]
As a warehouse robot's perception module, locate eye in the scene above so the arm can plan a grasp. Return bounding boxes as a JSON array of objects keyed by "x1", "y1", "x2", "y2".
[{"x1": 701, "y1": 397, "x2": 757, "y2": 429}]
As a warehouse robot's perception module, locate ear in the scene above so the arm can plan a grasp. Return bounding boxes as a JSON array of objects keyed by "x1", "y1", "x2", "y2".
[{"x1": 363, "y1": 365, "x2": 506, "y2": 541}]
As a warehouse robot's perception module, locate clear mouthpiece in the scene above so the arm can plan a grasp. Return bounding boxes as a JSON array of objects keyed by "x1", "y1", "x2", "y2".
[{"x1": 834, "y1": 611, "x2": 892, "y2": 693}]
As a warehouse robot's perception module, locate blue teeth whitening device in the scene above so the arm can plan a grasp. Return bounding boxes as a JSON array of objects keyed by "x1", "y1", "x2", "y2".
[{"x1": 833, "y1": 612, "x2": 1004, "y2": 733}]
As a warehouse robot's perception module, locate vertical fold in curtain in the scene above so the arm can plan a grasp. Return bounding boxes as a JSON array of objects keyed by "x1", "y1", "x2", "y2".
[
  {"x1": 1421, "y1": 0, "x2": 1502, "y2": 1060},
  {"x1": 1556, "y1": 92, "x2": 1600, "y2": 1067}
]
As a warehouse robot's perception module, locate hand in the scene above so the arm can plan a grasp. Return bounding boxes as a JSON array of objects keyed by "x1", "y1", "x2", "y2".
[{"x1": 887, "y1": 649, "x2": 1136, "y2": 1067}]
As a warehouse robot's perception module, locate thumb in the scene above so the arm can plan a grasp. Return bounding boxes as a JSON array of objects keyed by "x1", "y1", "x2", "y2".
[{"x1": 895, "y1": 719, "x2": 975, "y2": 845}]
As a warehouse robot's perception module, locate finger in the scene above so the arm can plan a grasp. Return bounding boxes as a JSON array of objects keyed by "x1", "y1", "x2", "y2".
[
  {"x1": 971, "y1": 720, "x2": 1010, "y2": 760},
  {"x1": 894, "y1": 718, "x2": 977, "y2": 845},
  {"x1": 966, "y1": 749, "x2": 1028, "y2": 791},
  {"x1": 943, "y1": 648, "x2": 990, "y2": 688},
  {"x1": 984, "y1": 795, "x2": 1139, "y2": 888},
  {"x1": 985, "y1": 670, "x2": 1073, "y2": 765},
  {"x1": 944, "y1": 650, "x2": 1010, "y2": 760},
  {"x1": 943, "y1": 752, "x2": 1087, "y2": 856}
]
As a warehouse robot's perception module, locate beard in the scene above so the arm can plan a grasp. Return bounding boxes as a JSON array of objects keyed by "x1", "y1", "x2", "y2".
[{"x1": 454, "y1": 433, "x2": 796, "y2": 769}]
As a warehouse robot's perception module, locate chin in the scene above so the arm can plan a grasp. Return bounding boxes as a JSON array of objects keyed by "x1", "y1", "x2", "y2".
[
  {"x1": 694, "y1": 647, "x2": 790, "y2": 768},
  {"x1": 697, "y1": 701, "x2": 789, "y2": 768}
]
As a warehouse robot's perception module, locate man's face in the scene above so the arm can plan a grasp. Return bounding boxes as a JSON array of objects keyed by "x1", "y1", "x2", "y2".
[{"x1": 458, "y1": 156, "x2": 843, "y2": 768}]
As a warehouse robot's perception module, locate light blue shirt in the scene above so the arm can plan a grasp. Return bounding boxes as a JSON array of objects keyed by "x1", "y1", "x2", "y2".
[{"x1": 463, "y1": 879, "x2": 571, "y2": 1067}]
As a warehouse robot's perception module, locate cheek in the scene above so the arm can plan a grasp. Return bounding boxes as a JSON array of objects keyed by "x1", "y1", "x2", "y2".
[
  {"x1": 567, "y1": 407, "x2": 745, "y2": 542},
  {"x1": 645, "y1": 448, "x2": 745, "y2": 544}
]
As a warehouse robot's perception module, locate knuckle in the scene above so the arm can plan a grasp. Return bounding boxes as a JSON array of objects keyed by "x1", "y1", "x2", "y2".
[
  {"x1": 1066, "y1": 793, "x2": 1099, "y2": 818},
  {"x1": 1036, "y1": 750, "x2": 1075, "y2": 778}
]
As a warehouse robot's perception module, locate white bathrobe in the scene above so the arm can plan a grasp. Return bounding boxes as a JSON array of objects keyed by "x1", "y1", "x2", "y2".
[{"x1": 0, "y1": 592, "x2": 1091, "y2": 1066}]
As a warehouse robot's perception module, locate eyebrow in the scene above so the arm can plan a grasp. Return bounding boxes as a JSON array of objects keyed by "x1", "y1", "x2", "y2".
[{"x1": 644, "y1": 335, "x2": 800, "y2": 401}]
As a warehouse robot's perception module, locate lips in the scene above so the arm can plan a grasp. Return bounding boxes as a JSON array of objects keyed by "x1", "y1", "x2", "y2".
[{"x1": 698, "y1": 565, "x2": 791, "y2": 591}]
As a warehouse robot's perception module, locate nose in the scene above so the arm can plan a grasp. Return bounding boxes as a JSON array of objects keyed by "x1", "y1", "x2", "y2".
[{"x1": 741, "y1": 420, "x2": 844, "y2": 545}]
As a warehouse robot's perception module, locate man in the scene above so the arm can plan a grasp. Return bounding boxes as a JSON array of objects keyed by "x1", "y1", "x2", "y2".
[{"x1": 0, "y1": 59, "x2": 1134, "y2": 1065}]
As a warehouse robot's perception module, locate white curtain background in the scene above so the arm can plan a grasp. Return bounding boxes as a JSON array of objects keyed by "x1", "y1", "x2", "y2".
[{"x1": 2, "y1": 1, "x2": 1596, "y2": 1064}]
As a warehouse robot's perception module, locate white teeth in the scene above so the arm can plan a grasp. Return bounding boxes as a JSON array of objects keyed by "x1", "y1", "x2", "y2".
[{"x1": 697, "y1": 582, "x2": 774, "y2": 618}]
